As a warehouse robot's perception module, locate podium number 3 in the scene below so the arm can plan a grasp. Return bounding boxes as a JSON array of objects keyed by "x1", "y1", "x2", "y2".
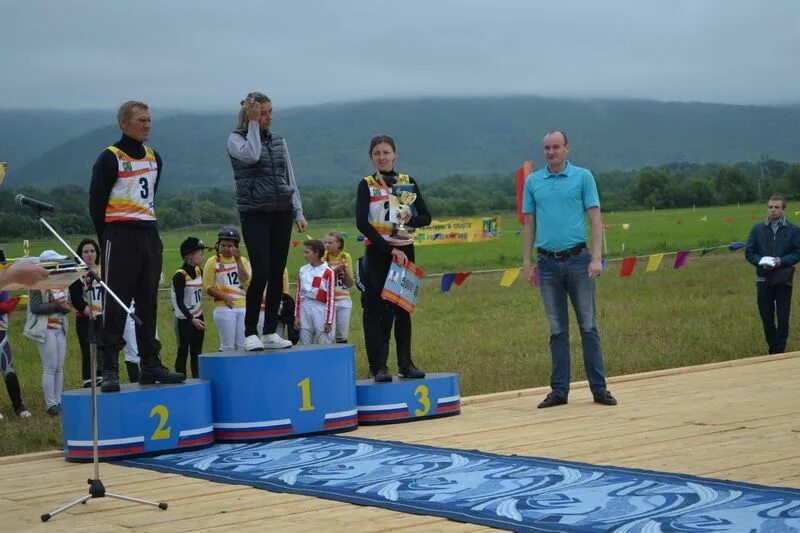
[
  {"x1": 297, "y1": 377, "x2": 315, "y2": 411},
  {"x1": 150, "y1": 404, "x2": 172, "y2": 440},
  {"x1": 414, "y1": 385, "x2": 431, "y2": 417}
]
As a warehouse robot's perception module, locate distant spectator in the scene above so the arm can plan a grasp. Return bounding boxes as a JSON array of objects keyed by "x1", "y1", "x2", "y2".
[
  {"x1": 170, "y1": 238, "x2": 206, "y2": 378},
  {"x1": 24, "y1": 250, "x2": 74, "y2": 415},
  {"x1": 294, "y1": 240, "x2": 335, "y2": 345},
  {"x1": 322, "y1": 231, "x2": 354, "y2": 343},
  {"x1": 68, "y1": 238, "x2": 103, "y2": 387},
  {"x1": 204, "y1": 226, "x2": 251, "y2": 351},
  {"x1": 0, "y1": 291, "x2": 32, "y2": 418},
  {"x1": 745, "y1": 196, "x2": 800, "y2": 354}
]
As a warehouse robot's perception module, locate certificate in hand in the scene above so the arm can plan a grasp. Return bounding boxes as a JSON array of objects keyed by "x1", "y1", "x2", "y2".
[
  {"x1": 758, "y1": 256, "x2": 777, "y2": 268},
  {"x1": 381, "y1": 259, "x2": 424, "y2": 314}
]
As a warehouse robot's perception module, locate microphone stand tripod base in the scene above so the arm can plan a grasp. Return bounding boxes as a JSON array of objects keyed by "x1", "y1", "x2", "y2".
[
  {"x1": 40, "y1": 269, "x2": 168, "y2": 522},
  {"x1": 41, "y1": 478, "x2": 167, "y2": 522}
]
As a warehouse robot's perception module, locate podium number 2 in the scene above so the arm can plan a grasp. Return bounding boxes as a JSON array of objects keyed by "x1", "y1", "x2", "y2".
[
  {"x1": 414, "y1": 385, "x2": 430, "y2": 417},
  {"x1": 297, "y1": 377, "x2": 315, "y2": 411},
  {"x1": 150, "y1": 405, "x2": 172, "y2": 440}
]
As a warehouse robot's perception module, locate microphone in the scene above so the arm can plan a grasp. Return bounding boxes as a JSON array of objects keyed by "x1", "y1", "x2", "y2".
[{"x1": 15, "y1": 194, "x2": 56, "y2": 213}]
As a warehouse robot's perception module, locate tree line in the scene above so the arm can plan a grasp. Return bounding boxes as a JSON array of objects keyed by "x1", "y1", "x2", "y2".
[
  {"x1": 598, "y1": 159, "x2": 800, "y2": 211},
  {"x1": 1, "y1": 159, "x2": 799, "y2": 240}
]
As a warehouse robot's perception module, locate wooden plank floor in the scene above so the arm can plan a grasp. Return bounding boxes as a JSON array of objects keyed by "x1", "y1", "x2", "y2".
[{"x1": 2, "y1": 353, "x2": 799, "y2": 532}]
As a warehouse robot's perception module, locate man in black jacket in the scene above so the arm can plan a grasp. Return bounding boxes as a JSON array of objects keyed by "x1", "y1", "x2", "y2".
[
  {"x1": 89, "y1": 101, "x2": 184, "y2": 392},
  {"x1": 744, "y1": 196, "x2": 800, "y2": 354}
]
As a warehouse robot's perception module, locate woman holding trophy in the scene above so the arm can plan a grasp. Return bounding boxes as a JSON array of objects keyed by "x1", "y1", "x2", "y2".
[{"x1": 355, "y1": 135, "x2": 431, "y2": 383}]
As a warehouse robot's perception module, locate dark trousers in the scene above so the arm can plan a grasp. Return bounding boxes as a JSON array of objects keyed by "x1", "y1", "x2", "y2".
[
  {"x1": 0, "y1": 331, "x2": 24, "y2": 412},
  {"x1": 240, "y1": 210, "x2": 293, "y2": 337},
  {"x1": 175, "y1": 315, "x2": 204, "y2": 378},
  {"x1": 4, "y1": 372, "x2": 23, "y2": 413},
  {"x1": 361, "y1": 243, "x2": 414, "y2": 374},
  {"x1": 757, "y1": 281, "x2": 792, "y2": 354},
  {"x1": 75, "y1": 315, "x2": 103, "y2": 383},
  {"x1": 101, "y1": 224, "x2": 163, "y2": 372}
]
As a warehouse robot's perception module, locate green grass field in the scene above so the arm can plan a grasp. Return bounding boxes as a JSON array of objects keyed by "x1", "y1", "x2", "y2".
[{"x1": 0, "y1": 203, "x2": 784, "y2": 456}]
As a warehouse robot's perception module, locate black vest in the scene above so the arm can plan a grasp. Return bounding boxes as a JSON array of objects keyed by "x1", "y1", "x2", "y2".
[{"x1": 230, "y1": 130, "x2": 294, "y2": 213}]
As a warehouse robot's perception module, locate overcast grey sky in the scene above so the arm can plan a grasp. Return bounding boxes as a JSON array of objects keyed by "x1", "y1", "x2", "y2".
[{"x1": 2, "y1": 0, "x2": 798, "y2": 110}]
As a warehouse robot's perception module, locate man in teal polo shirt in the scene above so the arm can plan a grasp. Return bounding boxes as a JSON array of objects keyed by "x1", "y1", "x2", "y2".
[{"x1": 522, "y1": 130, "x2": 617, "y2": 408}]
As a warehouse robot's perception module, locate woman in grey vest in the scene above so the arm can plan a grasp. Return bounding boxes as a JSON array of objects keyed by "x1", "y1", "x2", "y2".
[{"x1": 228, "y1": 91, "x2": 307, "y2": 351}]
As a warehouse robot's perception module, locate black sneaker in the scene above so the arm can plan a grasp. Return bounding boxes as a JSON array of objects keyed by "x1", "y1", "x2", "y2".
[
  {"x1": 100, "y1": 370, "x2": 120, "y2": 393},
  {"x1": 398, "y1": 365, "x2": 425, "y2": 379},
  {"x1": 537, "y1": 392, "x2": 568, "y2": 409},
  {"x1": 593, "y1": 390, "x2": 618, "y2": 406},
  {"x1": 373, "y1": 368, "x2": 392, "y2": 383},
  {"x1": 140, "y1": 364, "x2": 186, "y2": 385}
]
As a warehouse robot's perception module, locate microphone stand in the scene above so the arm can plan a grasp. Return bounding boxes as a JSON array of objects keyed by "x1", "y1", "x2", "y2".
[{"x1": 21, "y1": 207, "x2": 168, "y2": 522}]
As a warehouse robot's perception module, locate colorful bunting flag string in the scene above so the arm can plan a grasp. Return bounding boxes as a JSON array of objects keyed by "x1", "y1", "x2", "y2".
[
  {"x1": 430, "y1": 240, "x2": 747, "y2": 291},
  {"x1": 157, "y1": 241, "x2": 744, "y2": 293}
]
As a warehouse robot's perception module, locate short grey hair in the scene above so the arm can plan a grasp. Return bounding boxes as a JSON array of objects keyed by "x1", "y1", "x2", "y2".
[
  {"x1": 117, "y1": 101, "x2": 149, "y2": 124},
  {"x1": 236, "y1": 91, "x2": 271, "y2": 130}
]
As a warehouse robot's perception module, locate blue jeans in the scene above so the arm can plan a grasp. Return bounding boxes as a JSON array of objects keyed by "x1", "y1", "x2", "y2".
[{"x1": 538, "y1": 248, "x2": 607, "y2": 397}]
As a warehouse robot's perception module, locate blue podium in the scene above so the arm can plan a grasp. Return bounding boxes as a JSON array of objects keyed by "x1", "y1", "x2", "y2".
[
  {"x1": 356, "y1": 372, "x2": 461, "y2": 424},
  {"x1": 199, "y1": 344, "x2": 358, "y2": 441},
  {"x1": 62, "y1": 380, "x2": 214, "y2": 461}
]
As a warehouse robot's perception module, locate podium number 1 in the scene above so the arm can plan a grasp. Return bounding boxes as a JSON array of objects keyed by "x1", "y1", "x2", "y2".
[
  {"x1": 297, "y1": 377, "x2": 315, "y2": 411},
  {"x1": 150, "y1": 404, "x2": 172, "y2": 440}
]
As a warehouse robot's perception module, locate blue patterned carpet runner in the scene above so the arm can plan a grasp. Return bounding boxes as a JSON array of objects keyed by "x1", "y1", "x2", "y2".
[{"x1": 119, "y1": 435, "x2": 800, "y2": 532}]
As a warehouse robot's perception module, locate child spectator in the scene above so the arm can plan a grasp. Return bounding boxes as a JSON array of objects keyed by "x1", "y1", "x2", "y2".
[
  {"x1": 24, "y1": 250, "x2": 74, "y2": 415},
  {"x1": 204, "y1": 227, "x2": 251, "y2": 351},
  {"x1": 294, "y1": 240, "x2": 335, "y2": 345},
  {"x1": 68, "y1": 238, "x2": 103, "y2": 388},
  {"x1": 322, "y1": 231, "x2": 354, "y2": 343},
  {"x1": 170, "y1": 238, "x2": 206, "y2": 378},
  {"x1": 0, "y1": 291, "x2": 31, "y2": 418}
]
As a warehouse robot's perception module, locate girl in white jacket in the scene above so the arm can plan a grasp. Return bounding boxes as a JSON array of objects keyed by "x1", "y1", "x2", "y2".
[{"x1": 25, "y1": 267, "x2": 73, "y2": 416}]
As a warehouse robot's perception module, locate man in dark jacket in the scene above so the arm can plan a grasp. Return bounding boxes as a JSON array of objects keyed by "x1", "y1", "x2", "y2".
[
  {"x1": 89, "y1": 101, "x2": 184, "y2": 391},
  {"x1": 745, "y1": 196, "x2": 800, "y2": 354}
]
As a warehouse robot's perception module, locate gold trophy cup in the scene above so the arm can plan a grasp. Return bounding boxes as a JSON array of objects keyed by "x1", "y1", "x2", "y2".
[
  {"x1": 394, "y1": 190, "x2": 417, "y2": 240},
  {"x1": 0, "y1": 162, "x2": 7, "y2": 186}
]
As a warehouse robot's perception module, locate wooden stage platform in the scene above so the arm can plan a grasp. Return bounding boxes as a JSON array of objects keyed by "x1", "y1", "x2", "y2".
[{"x1": 2, "y1": 353, "x2": 799, "y2": 532}]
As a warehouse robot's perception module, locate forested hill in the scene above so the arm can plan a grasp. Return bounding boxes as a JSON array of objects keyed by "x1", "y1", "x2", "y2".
[{"x1": 3, "y1": 97, "x2": 799, "y2": 192}]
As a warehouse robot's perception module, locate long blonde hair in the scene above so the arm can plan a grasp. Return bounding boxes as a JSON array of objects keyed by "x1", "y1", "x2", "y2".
[{"x1": 236, "y1": 91, "x2": 271, "y2": 130}]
